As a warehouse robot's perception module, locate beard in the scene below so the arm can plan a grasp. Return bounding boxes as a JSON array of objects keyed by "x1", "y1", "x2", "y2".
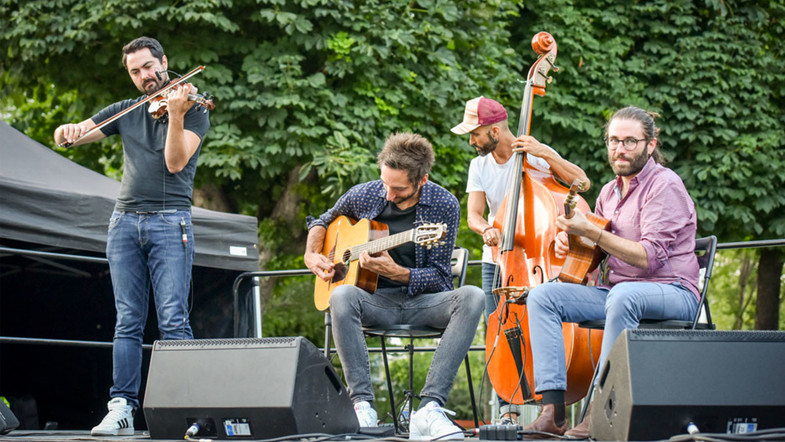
[
  {"x1": 609, "y1": 147, "x2": 649, "y2": 176},
  {"x1": 391, "y1": 185, "x2": 420, "y2": 206},
  {"x1": 474, "y1": 131, "x2": 499, "y2": 156},
  {"x1": 138, "y1": 76, "x2": 166, "y2": 95}
]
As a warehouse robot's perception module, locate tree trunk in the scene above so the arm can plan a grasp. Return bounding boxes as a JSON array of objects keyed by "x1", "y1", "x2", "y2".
[
  {"x1": 754, "y1": 248, "x2": 784, "y2": 330},
  {"x1": 256, "y1": 166, "x2": 304, "y2": 318},
  {"x1": 734, "y1": 253, "x2": 753, "y2": 330},
  {"x1": 193, "y1": 183, "x2": 236, "y2": 213}
]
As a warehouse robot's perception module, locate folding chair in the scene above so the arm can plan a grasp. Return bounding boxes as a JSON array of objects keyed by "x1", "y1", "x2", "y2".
[
  {"x1": 576, "y1": 235, "x2": 718, "y2": 421},
  {"x1": 363, "y1": 247, "x2": 479, "y2": 433}
]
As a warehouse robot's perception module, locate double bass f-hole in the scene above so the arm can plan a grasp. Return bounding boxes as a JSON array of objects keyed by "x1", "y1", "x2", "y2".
[{"x1": 533, "y1": 265, "x2": 545, "y2": 285}]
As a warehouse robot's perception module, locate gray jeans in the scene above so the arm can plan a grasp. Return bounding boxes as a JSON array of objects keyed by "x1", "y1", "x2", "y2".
[{"x1": 330, "y1": 284, "x2": 485, "y2": 405}]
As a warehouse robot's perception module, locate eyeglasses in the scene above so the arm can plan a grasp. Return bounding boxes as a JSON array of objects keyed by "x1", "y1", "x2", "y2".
[
  {"x1": 605, "y1": 136, "x2": 647, "y2": 151},
  {"x1": 605, "y1": 136, "x2": 647, "y2": 150}
]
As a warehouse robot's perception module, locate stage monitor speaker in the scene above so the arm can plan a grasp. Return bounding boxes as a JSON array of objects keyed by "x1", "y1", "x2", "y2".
[
  {"x1": 0, "y1": 400, "x2": 19, "y2": 434},
  {"x1": 590, "y1": 329, "x2": 785, "y2": 441},
  {"x1": 143, "y1": 337, "x2": 358, "y2": 440}
]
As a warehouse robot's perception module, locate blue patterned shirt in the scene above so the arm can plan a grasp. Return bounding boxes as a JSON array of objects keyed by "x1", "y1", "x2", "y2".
[{"x1": 306, "y1": 180, "x2": 459, "y2": 296}]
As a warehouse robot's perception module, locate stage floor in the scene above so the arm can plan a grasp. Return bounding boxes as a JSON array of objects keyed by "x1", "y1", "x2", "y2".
[
  {"x1": 0, "y1": 430, "x2": 420, "y2": 442},
  {"x1": 0, "y1": 431, "x2": 152, "y2": 441}
]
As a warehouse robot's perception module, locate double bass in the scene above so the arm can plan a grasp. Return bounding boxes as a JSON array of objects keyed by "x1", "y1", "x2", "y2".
[{"x1": 484, "y1": 32, "x2": 603, "y2": 406}]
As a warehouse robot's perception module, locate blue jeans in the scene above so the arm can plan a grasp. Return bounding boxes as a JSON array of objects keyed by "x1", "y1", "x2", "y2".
[
  {"x1": 482, "y1": 263, "x2": 514, "y2": 410},
  {"x1": 329, "y1": 284, "x2": 484, "y2": 405},
  {"x1": 106, "y1": 210, "x2": 195, "y2": 408},
  {"x1": 526, "y1": 281, "x2": 698, "y2": 393},
  {"x1": 481, "y1": 263, "x2": 501, "y2": 323}
]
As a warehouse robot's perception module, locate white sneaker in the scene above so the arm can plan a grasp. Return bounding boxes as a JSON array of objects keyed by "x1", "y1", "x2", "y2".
[
  {"x1": 354, "y1": 401, "x2": 378, "y2": 428},
  {"x1": 409, "y1": 401, "x2": 464, "y2": 440},
  {"x1": 91, "y1": 397, "x2": 134, "y2": 436}
]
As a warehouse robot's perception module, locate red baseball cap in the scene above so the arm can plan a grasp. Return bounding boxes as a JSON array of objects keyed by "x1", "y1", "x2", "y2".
[{"x1": 451, "y1": 96, "x2": 508, "y2": 135}]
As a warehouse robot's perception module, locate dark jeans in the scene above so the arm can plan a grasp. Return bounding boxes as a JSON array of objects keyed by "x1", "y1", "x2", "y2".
[{"x1": 106, "y1": 210, "x2": 195, "y2": 408}]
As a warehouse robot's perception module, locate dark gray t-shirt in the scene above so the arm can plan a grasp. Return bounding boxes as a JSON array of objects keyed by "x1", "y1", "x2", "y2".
[
  {"x1": 374, "y1": 201, "x2": 417, "y2": 289},
  {"x1": 93, "y1": 96, "x2": 210, "y2": 212}
]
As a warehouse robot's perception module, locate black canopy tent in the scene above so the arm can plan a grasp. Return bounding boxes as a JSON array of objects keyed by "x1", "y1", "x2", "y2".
[
  {"x1": 0, "y1": 120, "x2": 260, "y2": 429},
  {"x1": 0, "y1": 120, "x2": 259, "y2": 271}
]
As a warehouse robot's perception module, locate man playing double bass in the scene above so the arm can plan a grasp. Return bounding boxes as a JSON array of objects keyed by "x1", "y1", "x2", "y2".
[
  {"x1": 523, "y1": 106, "x2": 700, "y2": 438},
  {"x1": 452, "y1": 96, "x2": 590, "y2": 424},
  {"x1": 304, "y1": 132, "x2": 484, "y2": 440}
]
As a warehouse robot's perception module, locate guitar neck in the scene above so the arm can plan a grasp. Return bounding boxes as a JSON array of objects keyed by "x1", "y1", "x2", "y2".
[
  {"x1": 349, "y1": 229, "x2": 414, "y2": 260},
  {"x1": 563, "y1": 180, "x2": 584, "y2": 220},
  {"x1": 564, "y1": 195, "x2": 577, "y2": 219}
]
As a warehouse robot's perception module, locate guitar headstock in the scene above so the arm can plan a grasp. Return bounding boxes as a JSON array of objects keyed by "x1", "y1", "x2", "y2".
[
  {"x1": 414, "y1": 223, "x2": 448, "y2": 248},
  {"x1": 564, "y1": 179, "x2": 586, "y2": 218}
]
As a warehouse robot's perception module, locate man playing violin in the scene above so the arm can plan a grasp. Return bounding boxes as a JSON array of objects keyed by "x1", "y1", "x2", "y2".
[
  {"x1": 53, "y1": 36, "x2": 210, "y2": 436},
  {"x1": 523, "y1": 106, "x2": 699, "y2": 438},
  {"x1": 304, "y1": 132, "x2": 484, "y2": 440},
  {"x1": 451, "y1": 96, "x2": 590, "y2": 424}
]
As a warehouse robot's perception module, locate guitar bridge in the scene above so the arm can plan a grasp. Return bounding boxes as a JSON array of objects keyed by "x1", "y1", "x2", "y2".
[{"x1": 332, "y1": 262, "x2": 348, "y2": 283}]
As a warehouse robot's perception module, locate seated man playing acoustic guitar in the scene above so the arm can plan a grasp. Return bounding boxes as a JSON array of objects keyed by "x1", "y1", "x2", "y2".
[
  {"x1": 521, "y1": 106, "x2": 700, "y2": 439},
  {"x1": 304, "y1": 132, "x2": 484, "y2": 440}
]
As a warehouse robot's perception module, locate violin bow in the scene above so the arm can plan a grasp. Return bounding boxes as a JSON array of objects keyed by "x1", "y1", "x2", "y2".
[{"x1": 59, "y1": 65, "x2": 206, "y2": 148}]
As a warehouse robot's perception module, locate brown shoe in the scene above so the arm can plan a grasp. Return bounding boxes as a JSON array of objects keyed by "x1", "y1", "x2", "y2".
[
  {"x1": 564, "y1": 403, "x2": 592, "y2": 439},
  {"x1": 522, "y1": 403, "x2": 568, "y2": 439}
]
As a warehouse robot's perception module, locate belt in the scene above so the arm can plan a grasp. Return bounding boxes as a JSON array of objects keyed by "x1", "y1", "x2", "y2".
[{"x1": 129, "y1": 209, "x2": 179, "y2": 215}]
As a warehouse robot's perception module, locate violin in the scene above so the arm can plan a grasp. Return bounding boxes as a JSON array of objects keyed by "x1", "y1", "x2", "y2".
[
  {"x1": 59, "y1": 65, "x2": 213, "y2": 148},
  {"x1": 484, "y1": 32, "x2": 603, "y2": 406},
  {"x1": 148, "y1": 87, "x2": 214, "y2": 120}
]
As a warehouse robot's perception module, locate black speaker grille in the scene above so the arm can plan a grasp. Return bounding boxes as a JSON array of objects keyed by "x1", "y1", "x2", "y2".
[
  {"x1": 627, "y1": 329, "x2": 785, "y2": 342},
  {"x1": 153, "y1": 337, "x2": 299, "y2": 350}
]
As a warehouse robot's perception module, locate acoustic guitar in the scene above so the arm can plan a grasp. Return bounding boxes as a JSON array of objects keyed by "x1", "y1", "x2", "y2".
[
  {"x1": 558, "y1": 180, "x2": 611, "y2": 285},
  {"x1": 313, "y1": 215, "x2": 447, "y2": 311}
]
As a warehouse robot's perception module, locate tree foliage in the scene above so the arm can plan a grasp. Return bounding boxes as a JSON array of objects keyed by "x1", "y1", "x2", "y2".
[
  {"x1": 1, "y1": 0, "x2": 523, "y2": 339},
  {"x1": 506, "y1": 1, "x2": 785, "y2": 243},
  {"x1": 1, "y1": 0, "x2": 520, "y2": 211},
  {"x1": 506, "y1": 0, "x2": 785, "y2": 330}
]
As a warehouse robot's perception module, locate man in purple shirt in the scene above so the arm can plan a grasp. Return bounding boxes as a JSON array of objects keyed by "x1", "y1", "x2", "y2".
[{"x1": 519, "y1": 106, "x2": 699, "y2": 438}]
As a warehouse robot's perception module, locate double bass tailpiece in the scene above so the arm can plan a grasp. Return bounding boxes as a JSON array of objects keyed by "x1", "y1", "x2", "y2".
[{"x1": 493, "y1": 286, "x2": 529, "y2": 303}]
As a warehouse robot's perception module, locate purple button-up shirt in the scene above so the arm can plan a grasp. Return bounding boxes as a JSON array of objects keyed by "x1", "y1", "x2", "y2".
[{"x1": 595, "y1": 157, "x2": 700, "y2": 298}]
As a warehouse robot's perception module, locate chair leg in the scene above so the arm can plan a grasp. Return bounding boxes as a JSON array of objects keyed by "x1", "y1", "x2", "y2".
[
  {"x1": 396, "y1": 340, "x2": 416, "y2": 433},
  {"x1": 464, "y1": 354, "x2": 479, "y2": 429},
  {"x1": 379, "y1": 338, "x2": 400, "y2": 433},
  {"x1": 323, "y1": 312, "x2": 332, "y2": 359}
]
